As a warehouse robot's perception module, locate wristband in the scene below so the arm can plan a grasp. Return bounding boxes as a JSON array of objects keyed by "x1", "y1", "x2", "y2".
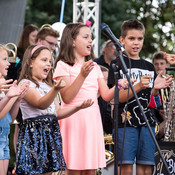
[{"x1": 118, "y1": 79, "x2": 123, "y2": 90}]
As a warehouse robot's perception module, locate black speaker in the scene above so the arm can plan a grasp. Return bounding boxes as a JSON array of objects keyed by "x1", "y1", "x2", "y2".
[{"x1": 153, "y1": 141, "x2": 175, "y2": 175}]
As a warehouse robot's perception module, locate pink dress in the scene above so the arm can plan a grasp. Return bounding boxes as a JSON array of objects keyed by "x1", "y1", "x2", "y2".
[{"x1": 53, "y1": 60, "x2": 106, "y2": 170}]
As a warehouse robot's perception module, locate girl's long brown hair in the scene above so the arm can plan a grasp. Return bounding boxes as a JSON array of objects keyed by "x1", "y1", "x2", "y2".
[
  {"x1": 18, "y1": 24, "x2": 39, "y2": 53},
  {"x1": 18, "y1": 45, "x2": 53, "y2": 87},
  {"x1": 54, "y1": 22, "x2": 95, "y2": 68}
]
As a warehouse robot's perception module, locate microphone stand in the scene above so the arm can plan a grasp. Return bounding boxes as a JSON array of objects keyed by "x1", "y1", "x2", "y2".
[
  {"x1": 112, "y1": 53, "x2": 120, "y2": 175},
  {"x1": 113, "y1": 46, "x2": 171, "y2": 175}
]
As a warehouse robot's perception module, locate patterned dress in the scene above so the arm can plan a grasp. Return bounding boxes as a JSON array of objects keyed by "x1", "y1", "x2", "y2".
[{"x1": 16, "y1": 80, "x2": 66, "y2": 175}]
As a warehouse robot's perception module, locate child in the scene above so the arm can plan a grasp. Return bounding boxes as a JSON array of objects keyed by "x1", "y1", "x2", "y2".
[
  {"x1": 0, "y1": 44, "x2": 29, "y2": 175},
  {"x1": 53, "y1": 22, "x2": 128, "y2": 175},
  {"x1": 164, "y1": 52, "x2": 175, "y2": 65},
  {"x1": 108, "y1": 19, "x2": 173, "y2": 175},
  {"x1": 15, "y1": 44, "x2": 93, "y2": 175},
  {"x1": 153, "y1": 51, "x2": 169, "y2": 76}
]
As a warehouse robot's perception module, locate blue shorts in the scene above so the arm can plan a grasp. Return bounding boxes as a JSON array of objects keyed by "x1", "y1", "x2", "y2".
[
  {"x1": 0, "y1": 127, "x2": 10, "y2": 160},
  {"x1": 116, "y1": 126, "x2": 155, "y2": 165}
]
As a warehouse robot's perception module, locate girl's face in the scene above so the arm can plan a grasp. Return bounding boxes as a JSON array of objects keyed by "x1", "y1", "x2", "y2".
[
  {"x1": 30, "y1": 49, "x2": 52, "y2": 82},
  {"x1": 0, "y1": 49, "x2": 10, "y2": 77},
  {"x1": 29, "y1": 30, "x2": 38, "y2": 45},
  {"x1": 73, "y1": 26, "x2": 92, "y2": 58}
]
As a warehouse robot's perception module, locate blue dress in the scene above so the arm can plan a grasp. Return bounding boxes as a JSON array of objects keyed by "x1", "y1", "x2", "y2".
[{"x1": 0, "y1": 93, "x2": 12, "y2": 160}]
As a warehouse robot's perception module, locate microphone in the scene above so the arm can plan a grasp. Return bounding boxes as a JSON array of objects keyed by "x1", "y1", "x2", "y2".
[{"x1": 100, "y1": 23, "x2": 128, "y2": 57}]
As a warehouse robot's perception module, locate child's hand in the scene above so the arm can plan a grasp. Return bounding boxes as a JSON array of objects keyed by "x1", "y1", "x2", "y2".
[
  {"x1": 81, "y1": 60, "x2": 95, "y2": 78},
  {"x1": 17, "y1": 81, "x2": 30, "y2": 101},
  {"x1": 118, "y1": 78, "x2": 136, "y2": 89},
  {"x1": 118, "y1": 79, "x2": 128, "y2": 89},
  {"x1": 139, "y1": 75, "x2": 152, "y2": 89},
  {"x1": 0, "y1": 74, "x2": 13, "y2": 92},
  {"x1": 54, "y1": 79, "x2": 66, "y2": 91},
  {"x1": 6, "y1": 80, "x2": 22, "y2": 98},
  {"x1": 164, "y1": 52, "x2": 175, "y2": 65},
  {"x1": 154, "y1": 71, "x2": 174, "y2": 89},
  {"x1": 76, "y1": 99, "x2": 94, "y2": 110}
]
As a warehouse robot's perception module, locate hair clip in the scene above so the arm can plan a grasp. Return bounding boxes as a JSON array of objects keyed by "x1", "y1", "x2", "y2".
[
  {"x1": 86, "y1": 20, "x2": 92, "y2": 27},
  {"x1": 73, "y1": 20, "x2": 92, "y2": 33}
]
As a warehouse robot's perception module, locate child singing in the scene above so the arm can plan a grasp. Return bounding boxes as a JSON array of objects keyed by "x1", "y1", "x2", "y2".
[{"x1": 15, "y1": 44, "x2": 93, "y2": 175}]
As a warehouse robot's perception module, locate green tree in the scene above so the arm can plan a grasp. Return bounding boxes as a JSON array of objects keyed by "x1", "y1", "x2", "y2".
[
  {"x1": 25, "y1": 0, "x2": 73, "y2": 27},
  {"x1": 25, "y1": 0, "x2": 175, "y2": 60}
]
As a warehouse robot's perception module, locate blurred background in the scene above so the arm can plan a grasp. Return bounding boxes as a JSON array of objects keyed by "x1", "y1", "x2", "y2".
[{"x1": 1, "y1": 0, "x2": 175, "y2": 59}]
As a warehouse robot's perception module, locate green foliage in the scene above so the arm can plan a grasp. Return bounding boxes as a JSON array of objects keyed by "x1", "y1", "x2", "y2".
[
  {"x1": 25, "y1": 0, "x2": 175, "y2": 61},
  {"x1": 25, "y1": 0, "x2": 73, "y2": 27}
]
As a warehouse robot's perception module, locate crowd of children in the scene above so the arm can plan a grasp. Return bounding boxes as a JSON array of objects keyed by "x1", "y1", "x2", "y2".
[{"x1": 0, "y1": 19, "x2": 175, "y2": 175}]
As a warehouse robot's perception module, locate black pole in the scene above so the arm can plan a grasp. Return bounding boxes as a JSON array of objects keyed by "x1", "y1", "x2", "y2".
[{"x1": 112, "y1": 61, "x2": 119, "y2": 175}]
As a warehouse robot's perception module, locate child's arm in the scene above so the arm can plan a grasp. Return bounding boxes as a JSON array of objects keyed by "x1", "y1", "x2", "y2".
[
  {"x1": 164, "y1": 52, "x2": 175, "y2": 65},
  {"x1": 0, "y1": 80, "x2": 25, "y2": 112},
  {"x1": 0, "y1": 78, "x2": 13, "y2": 92},
  {"x1": 151, "y1": 71, "x2": 174, "y2": 96},
  {"x1": 98, "y1": 77, "x2": 136, "y2": 102},
  {"x1": 118, "y1": 78, "x2": 136, "y2": 89},
  {"x1": 0, "y1": 81, "x2": 30, "y2": 121},
  {"x1": 0, "y1": 97, "x2": 18, "y2": 120},
  {"x1": 57, "y1": 60, "x2": 95, "y2": 104},
  {"x1": 23, "y1": 79, "x2": 65, "y2": 109},
  {"x1": 119, "y1": 75, "x2": 151, "y2": 103},
  {"x1": 10, "y1": 81, "x2": 30, "y2": 122},
  {"x1": 0, "y1": 96, "x2": 11, "y2": 112},
  {"x1": 56, "y1": 99, "x2": 94, "y2": 120}
]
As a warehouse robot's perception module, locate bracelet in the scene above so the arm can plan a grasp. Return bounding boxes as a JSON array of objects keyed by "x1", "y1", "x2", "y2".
[{"x1": 118, "y1": 79, "x2": 123, "y2": 90}]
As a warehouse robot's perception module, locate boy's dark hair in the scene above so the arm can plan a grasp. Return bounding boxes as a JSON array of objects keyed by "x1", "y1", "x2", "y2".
[
  {"x1": 152, "y1": 51, "x2": 168, "y2": 63},
  {"x1": 121, "y1": 19, "x2": 145, "y2": 38}
]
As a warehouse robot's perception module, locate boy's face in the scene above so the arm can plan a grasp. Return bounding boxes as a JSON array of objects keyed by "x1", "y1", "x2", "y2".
[
  {"x1": 153, "y1": 59, "x2": 168, "y2": 75},
  {"x1": 120, "y1": 29, "x2": 144, "y2": 60}
]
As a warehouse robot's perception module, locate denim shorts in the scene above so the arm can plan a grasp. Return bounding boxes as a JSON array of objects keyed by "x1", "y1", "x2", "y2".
[
  {"x1": 115, "y1": 126, "x2": 155, "y2": 165},
  {"x1": 0, "y1": 127, "x2": 10, "y2": 159}
]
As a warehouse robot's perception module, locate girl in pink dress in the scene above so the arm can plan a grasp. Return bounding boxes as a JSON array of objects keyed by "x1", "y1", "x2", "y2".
[{"x1": 53, "y1": 22, "x2": 128, "y2": 175}]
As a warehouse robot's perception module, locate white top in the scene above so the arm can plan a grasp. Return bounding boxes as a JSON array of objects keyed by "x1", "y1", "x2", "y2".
[{"x1": 20, "y1": 79, "x2": 57, "y2": 120}]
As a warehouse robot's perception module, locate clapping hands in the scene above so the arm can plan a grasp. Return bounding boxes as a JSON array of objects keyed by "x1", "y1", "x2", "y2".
[
  {"x1": 54, "y1": 79, "x2": 66, "y2": 91},
  {"x1": 7, "y1": 80, "x2": 30, "y2": 99},
  {"x1": 119, "y1": 78, "x2": 136, "y2": 89},
  {"x1": 0, "y1": 73, "x2": 13, "y2": 92},
  {"x1": 164, "y1": 52, "x2": 175, "y2": 65},
  {"x1": 81, "y1": 60, "x2": 95, "y2": 78},
  {"x1": 154, "y1": 71, "x2": 174, "y2": 90}
]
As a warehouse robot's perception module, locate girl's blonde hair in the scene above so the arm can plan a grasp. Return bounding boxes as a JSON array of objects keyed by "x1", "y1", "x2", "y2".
[
  {"x1": 18, "y1": 44, "x2": 53, "y2": 87},
  {"x1": 0, "y1": 44, "x2": 10, "y2": 54}
]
